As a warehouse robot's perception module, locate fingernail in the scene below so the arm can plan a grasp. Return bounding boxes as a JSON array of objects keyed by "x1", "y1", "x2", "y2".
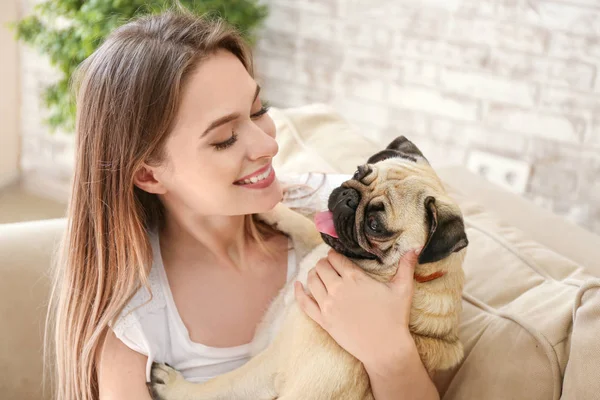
[{"x1": 414, "y1": 247, "x2": 423, "y2": 256}]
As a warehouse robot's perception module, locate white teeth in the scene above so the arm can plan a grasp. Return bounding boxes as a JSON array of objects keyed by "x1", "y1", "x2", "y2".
[{"x1": 239, "y1": 166, "x2": 271, "y2": 185}]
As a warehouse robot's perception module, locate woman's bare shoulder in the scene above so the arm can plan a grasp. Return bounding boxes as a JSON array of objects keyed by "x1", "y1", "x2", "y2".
[{"x1": 96, "y1": 329, "x2": 153, "y2": 399}]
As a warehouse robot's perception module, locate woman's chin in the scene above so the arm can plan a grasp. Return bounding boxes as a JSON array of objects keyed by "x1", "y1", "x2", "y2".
[
  {"x1": 262, "y1": 182, "x2": 284, "y2": 210},
  {"x1": 242, "y1": 180, "x2": 283, "y2": 214}
]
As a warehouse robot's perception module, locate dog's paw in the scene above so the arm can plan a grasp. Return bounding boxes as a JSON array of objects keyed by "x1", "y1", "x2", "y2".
[
  {"x1": 257, "y1": 203, "x2": 286, "y2": 228},
  {"x1": 149, "y1": 363, "x2": 188, "y2": 400}
]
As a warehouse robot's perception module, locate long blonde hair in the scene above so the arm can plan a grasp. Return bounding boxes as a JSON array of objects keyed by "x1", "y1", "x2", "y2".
[{"x1": 47, "y1": 9, "x2": 276, "y2": 400}]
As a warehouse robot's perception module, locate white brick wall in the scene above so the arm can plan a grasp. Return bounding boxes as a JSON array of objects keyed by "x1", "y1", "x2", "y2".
[
  {"x1": 254, "y1": 0, "x2": 600, "y2": 234},
  {"x1": 439, "y1": 68, "x2": 538, "y2": 107},
  {"x1": 387, "y1": 85, "x2": 480, "y2": 122},
  {"x1": 17, "y1": 0, "x2": 600, "y2": 233},
  {"x1": 483, "y1": 105, "x2": 585, "y2": 143}
]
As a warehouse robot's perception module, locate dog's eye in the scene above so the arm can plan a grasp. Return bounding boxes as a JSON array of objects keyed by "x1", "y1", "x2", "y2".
[
  {"x1": 367, "y1": 215, "x2": 381, "y2": 233},
  {"x1": 365, "y1": 213, "x2": 393, "y2": 238}
]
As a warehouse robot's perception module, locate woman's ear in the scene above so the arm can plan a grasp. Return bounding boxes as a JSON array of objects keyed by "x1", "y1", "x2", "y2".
[{"x1": 133, "y1": 164, "x2": 168, "y2": 195}]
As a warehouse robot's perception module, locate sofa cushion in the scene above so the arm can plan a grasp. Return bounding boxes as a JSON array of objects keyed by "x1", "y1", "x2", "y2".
[
  {"x1": 433, "y1": 186, "x2": 599, "y2": 400},
  {"x1": 270, "y1": 103, "x2": 380, "y2": 175},
  {"x1": 560, "y1": 280, "x2": 600, "y2": 400}
]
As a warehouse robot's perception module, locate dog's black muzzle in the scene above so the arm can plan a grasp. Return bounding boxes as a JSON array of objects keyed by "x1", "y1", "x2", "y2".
[{"x1": 321, "y1": 187, "x2": 376, "y2": 260}]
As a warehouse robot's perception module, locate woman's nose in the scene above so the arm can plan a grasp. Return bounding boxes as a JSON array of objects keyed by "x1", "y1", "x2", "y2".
[{"x1": 247, "y1": 123, "x2": 279, "y2": 161}]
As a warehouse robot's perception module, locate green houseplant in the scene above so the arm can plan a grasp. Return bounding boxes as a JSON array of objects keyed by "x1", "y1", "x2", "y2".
[{"x1": 12, "y1": 0, "x2": 268, "y2": 133}]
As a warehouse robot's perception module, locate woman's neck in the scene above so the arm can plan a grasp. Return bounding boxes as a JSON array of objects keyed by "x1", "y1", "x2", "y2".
[{"x1": 160, "y1": 210, "x2": 251, "y2": 271}]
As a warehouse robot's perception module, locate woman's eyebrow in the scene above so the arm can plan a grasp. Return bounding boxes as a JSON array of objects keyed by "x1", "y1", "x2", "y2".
[{"x1": 201, "y1": 112, "x2": 240, "y2": 137}]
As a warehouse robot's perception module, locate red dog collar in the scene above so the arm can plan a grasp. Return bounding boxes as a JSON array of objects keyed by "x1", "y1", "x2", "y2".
[{"x1": 414, "y1": 271, "x2": 446, "y2": 283}]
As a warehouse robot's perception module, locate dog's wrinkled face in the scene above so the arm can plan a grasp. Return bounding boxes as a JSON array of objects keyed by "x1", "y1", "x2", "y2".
[{"x1": 315, "y1": 136, "x2": 468, "y2": 269}]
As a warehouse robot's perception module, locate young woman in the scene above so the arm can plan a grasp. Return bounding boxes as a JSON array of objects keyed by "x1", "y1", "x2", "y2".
[{"x1": 48, "y1": 9, "x2": 439, "y2": 400}]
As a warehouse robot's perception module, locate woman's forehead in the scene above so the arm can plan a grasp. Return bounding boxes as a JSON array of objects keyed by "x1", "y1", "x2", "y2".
[{"x1": 173, "y1": 50, "x2": 256, "y2": 132}]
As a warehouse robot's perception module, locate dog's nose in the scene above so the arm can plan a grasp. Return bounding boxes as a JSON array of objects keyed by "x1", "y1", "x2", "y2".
[{"x1": 339, "y1": 188, "x2": 360, "y2": 210}]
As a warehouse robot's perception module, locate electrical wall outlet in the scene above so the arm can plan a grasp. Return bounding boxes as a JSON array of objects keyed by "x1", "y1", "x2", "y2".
[{"x1": 466, "y1": 150, "x2": 531, "y2": 195}]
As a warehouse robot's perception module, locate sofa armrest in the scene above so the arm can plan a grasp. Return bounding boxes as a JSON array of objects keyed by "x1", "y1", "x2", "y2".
[{"x1": 0, "y1": 218, "x2": 65, "y2": 400}]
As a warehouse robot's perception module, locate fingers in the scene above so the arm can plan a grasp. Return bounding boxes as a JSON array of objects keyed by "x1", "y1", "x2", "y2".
[
  {"x1": 307, "y1": 266, "x2": 328, "y2": 304},
  {"x1": 294, "y1": 281, "x2": 323, "y2": 327},
  {"x1": 314, "y1": 257, "x2": 341, "y2": 288},
  {"x1": 391, "y1": 248, "x2": 421, "y2": 287},
  {"x1": 326, "y1": 249, "x2": 364, "y2": 279}
]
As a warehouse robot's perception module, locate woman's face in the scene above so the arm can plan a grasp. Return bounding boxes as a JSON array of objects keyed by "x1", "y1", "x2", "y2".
[{"x1": 150, "y1": 50, "x2": 282, "y2": 216}]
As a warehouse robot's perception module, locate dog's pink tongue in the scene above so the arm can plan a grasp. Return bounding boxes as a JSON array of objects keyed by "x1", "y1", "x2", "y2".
[{"x1": 314, "y1": 211, "x2": 338, "y2": 238}]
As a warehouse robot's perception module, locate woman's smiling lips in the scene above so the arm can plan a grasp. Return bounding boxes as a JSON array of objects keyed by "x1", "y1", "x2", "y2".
[{"x1": 233, "y1": 163, "x2": 276, "y2": 189}]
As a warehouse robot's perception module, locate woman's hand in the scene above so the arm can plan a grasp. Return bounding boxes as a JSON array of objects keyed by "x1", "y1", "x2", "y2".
[{"x1": 294, "y1": 248, "x2": 421, "y2": 372}]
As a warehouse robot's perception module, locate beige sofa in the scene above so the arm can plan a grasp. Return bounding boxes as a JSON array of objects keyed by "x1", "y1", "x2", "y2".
[{"x1": 2, "y1": 104, "x2": 600, "y2": 399}]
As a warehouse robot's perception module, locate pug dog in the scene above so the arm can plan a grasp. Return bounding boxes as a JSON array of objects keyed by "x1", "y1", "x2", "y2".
[{"x1": 150, "y1": 136, "x2": 468, "y2": 400}]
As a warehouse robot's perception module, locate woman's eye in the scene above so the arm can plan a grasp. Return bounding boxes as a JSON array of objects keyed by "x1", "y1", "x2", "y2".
[
  {"x1": 212, "y1": 131, "x2": 238, "y2": 151},
  {"x1": 251, "y1": 102, "x2": 270, "y2": 119}
]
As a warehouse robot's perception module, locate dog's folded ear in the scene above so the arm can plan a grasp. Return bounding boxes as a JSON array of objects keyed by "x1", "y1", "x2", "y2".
[
  {"x1": 367, "y1": 136, "x2": 429, "y2": 165},
  {"x1": 385, "y1": 136, "x2": 426, "y2": 158},
  {"x1": 419, "y1": 196, "x2": 469, "y2": 264}
]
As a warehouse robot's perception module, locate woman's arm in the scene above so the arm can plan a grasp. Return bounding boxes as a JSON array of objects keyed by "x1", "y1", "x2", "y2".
[
  {"x1": 97, "y1": 329, "x2": 153, "y2": 400},
  {"x1": 364, "y1": 334, "x2": 440, "y2": 400}
]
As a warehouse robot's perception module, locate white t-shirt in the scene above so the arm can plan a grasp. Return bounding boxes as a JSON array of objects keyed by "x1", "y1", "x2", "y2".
[{"x1": 111, "y1": 173, "x2": 351, "y2": 383}]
